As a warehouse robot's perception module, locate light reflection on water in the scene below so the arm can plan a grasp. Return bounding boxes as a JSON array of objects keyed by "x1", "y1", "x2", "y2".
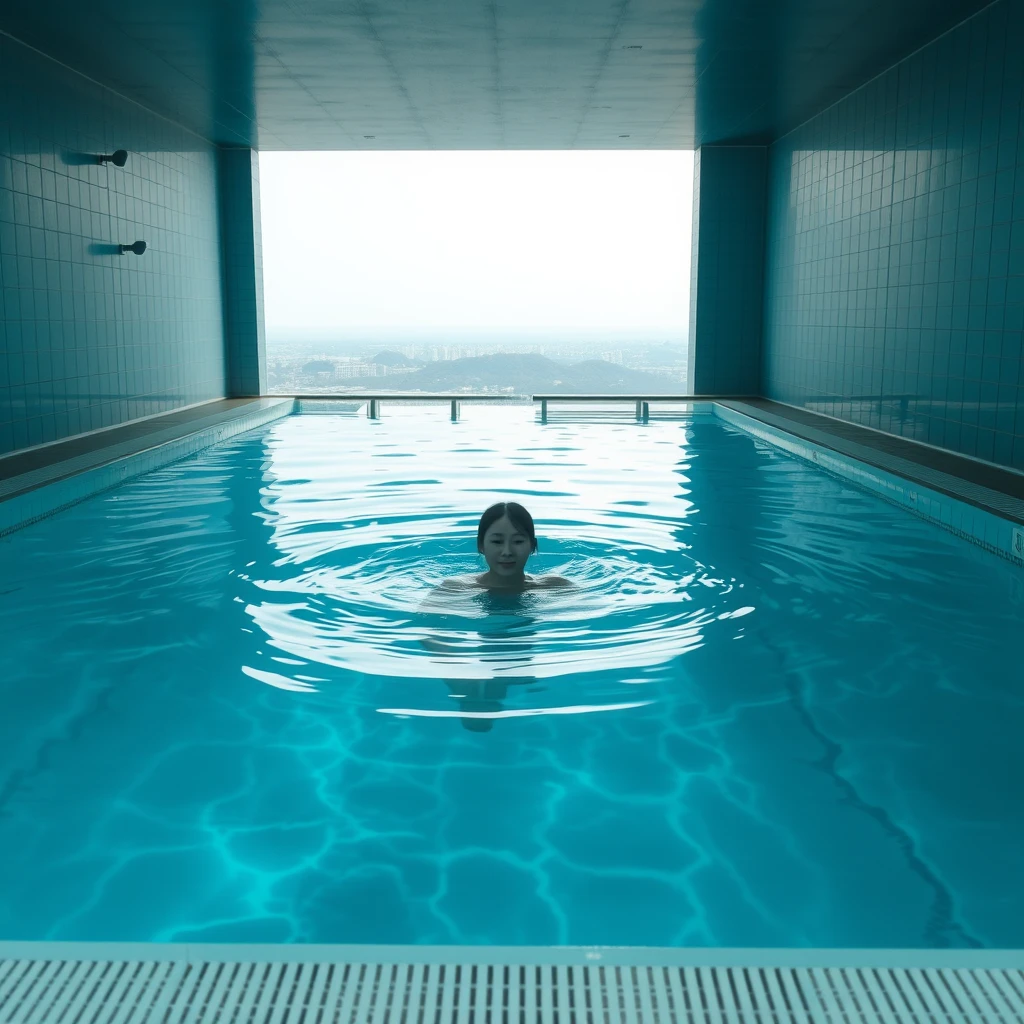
[{"x1": 0, "y1": 406, "x2": 1022, "y2": 949}]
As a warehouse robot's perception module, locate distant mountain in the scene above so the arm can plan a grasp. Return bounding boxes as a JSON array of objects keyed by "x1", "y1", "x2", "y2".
[
  {"x1": 337, "y1": 352, "x2": 682, "y2": 394},
  {"x1": 371, "y1": 350, "x2": 422, "y2": 367},
  {"x1": 301, "y1": 359, "x2": 336, "y2": 374}
]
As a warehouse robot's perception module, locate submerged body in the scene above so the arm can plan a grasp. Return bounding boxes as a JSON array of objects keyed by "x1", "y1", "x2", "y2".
[
  {"x1": 438, "y1": 572, "x2": 571, "y2": 593},
  {"x1": 420, "y1": 501, "x2": 569, "y2": 730}
]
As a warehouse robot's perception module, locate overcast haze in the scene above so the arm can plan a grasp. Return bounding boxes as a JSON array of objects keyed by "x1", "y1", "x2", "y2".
[{"x1": 259, "y1": 151, "x2": 693, "y2": 335}]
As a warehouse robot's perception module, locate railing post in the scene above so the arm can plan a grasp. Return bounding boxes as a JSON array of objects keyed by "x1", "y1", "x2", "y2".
[
  {"x1": 368, "y1": 398, "x2": 379, "y2": 419},
  {"x1": 642, "y1": 401, "x2": 650, "y2": 421},
  {"x1": 540, "y1": 398, "x2": 547, "y2": 423},
  {"x1": 450, "y1": 399, "x2": 459, "y2": 421}
]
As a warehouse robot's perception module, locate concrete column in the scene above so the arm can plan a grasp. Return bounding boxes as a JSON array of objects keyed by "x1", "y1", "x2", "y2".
[
  {"x1": 217, "y1": 147, "x2": 267, "y2": 396},
  {"x1": 688, "y1": 146, "x2": 768, "y2": 396}
]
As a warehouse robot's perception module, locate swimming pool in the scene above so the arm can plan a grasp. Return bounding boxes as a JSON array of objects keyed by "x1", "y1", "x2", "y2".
[{"x1": 0, "y1": 405, "x2": 1021, "y2": 949}]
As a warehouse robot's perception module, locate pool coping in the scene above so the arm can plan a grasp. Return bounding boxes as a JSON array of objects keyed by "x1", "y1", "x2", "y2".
[{"x1": 0, "y1": 941, "x2": 1022, "y2": 968}]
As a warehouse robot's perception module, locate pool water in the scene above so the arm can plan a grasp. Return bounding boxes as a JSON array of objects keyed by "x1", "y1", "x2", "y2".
[{"x1": 0, "y1": 406, "x2": 1022, "y2": 948}]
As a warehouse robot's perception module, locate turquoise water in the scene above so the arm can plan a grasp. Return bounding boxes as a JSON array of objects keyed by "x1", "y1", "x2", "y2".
[{"x1": 1, "y1": 406, "x2": 1022, "y2": 948}]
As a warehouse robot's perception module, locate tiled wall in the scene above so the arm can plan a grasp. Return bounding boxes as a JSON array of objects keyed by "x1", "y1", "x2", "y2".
[
  {"x1": 689, "y1": 146, "x2": 767, "y2": 396},
  {"x1": 0, "y1": 35, "x2": 226, "y2": 456},
  {"x1": 763, "y1": 0, "x2": 1024, "y2": 469}
]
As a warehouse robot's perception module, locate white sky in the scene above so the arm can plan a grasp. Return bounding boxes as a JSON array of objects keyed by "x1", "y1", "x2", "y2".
[{"x1": 258, "y1": 151, "x2": 693, "y2": 333}]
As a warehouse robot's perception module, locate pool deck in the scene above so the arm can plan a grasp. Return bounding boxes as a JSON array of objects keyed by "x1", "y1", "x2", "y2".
[{"x1": 0, "y1": 942, "x2": 1022, "y2": 1023}]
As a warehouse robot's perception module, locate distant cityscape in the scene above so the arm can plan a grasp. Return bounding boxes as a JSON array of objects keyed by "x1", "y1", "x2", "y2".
[{"x1": 266, "y1": 330, "x2": 691, "y2": 396}]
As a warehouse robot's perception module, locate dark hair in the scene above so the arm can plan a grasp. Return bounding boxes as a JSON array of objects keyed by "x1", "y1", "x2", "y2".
[{"x1": 477, "y1": 501, "x2": 538, "y2": 553}]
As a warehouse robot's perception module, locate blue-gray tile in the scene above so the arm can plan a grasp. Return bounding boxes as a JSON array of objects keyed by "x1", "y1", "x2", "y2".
[
  {"x1": 0, "y1": 34, "x2": 227, "y2": 456},
  {"x1": 763, "y1": 0, "x2": 1024, "y2": 469}
]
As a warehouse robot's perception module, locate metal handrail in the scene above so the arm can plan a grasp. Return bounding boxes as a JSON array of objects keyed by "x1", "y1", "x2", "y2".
[
  {"x1": 290, "y1": 393, "x2": 528, "y2": 401},
  {"x1": 291, "y1": 392, "x2": 529, "y2": 420},
  {"x1": 531, "y1": 393, "x2": 755, "y2": 421},
  {"x1": 533, "y1": 394, "x2": 694, "y2": 401},
  {"x1": 289, "y1": 392, "x2": 754, "y2": 421}
]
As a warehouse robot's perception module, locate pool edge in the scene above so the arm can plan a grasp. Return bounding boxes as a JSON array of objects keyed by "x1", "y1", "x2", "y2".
[
  {"x1": 1, "y1": 940, "x2": 1022, "y2": 968},
  {"x1": 2, "y1": 942, "x2": 1022, "y2": 1024},
  {"x1": 0, "y1": 398, "x2": 295, "y2": 537},
  {"x1": 714, "y1": 403, "x2": 1024, "y2": 567}
]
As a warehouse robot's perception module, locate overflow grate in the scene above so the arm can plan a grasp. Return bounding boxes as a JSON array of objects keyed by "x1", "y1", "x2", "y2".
[{"x1": 1, "y1": 954, "x2": 1023, "y2": 1024}]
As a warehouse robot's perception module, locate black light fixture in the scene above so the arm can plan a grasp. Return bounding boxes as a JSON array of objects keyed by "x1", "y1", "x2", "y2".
[
  {"x1": 99, "y1": 149, "x2": 128, "y2": 166},
  {"x1": 119, "y1": 240, "x2": 147, "y2": 255}
]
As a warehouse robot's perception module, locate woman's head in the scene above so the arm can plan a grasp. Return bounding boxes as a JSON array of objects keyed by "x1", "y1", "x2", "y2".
[{"x1": 477, "y1": 501, "x2": 537, "y2": 579}]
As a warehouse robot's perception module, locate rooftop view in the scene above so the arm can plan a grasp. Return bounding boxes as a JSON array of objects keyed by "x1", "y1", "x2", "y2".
[{"x1": 260, "y1": 150, "x2": 694, "y2": 396}]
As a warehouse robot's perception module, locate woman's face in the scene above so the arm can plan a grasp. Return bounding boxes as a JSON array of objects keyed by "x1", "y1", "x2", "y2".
[{"x1": 479, "y1": 514, "x2": 532, "y2": 578}]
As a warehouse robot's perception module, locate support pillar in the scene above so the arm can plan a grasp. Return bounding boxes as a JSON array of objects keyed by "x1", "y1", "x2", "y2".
[
  {"x1": 688, "y1": 146, "x2": 768, "y2": 396},
  {"x1": 218, "y1": 147, "x2": 267, "y2": 397}
]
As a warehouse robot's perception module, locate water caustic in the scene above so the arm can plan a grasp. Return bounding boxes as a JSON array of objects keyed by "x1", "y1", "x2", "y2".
[{"x1": 0, "y1": 407, "x2": 1022, "y2": 948}]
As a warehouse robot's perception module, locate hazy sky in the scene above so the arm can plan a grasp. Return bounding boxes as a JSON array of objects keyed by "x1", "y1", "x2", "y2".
[{"x1": 259, "y1": 151, "x2": 693, "y2": 334}]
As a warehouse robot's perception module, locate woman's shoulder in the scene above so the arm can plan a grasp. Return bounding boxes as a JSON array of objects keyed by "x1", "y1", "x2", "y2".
[
  {"x1": 532, "y1": 575, "x2": 573, "y2": 589},
  {"x1": 419, "y1": 577, "x2": 476, "y2": 609},
  {"x1": 438, "y1": 576, "x2": 483, "y2": 591}
]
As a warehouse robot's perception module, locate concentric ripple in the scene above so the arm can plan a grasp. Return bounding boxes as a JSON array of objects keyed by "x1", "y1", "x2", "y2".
[
  {"x1": 245, "y1": 546, "x2": 749, "y2": 690},
  {"x1": 0, "y1": 405, "x2": 1022, "y2": 950},
  {"x1": 231, "y1": 411, "x2": 757, "y2": 715}
]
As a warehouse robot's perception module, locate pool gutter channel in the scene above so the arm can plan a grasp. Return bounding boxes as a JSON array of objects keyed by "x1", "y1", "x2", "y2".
[{"x1": 0, "y1": 943, "x2": 1022, "y2": 1023}]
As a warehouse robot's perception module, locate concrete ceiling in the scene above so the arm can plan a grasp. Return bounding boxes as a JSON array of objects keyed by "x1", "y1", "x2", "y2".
[{"x1": 1, "y1": 0, "x2": 992, "y2": 149}]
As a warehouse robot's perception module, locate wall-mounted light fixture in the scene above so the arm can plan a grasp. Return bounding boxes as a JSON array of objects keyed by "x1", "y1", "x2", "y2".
[
  {"x1": 98, "y1": 149, "x2": 128, "y2": 166},
  {"x1": 119, "y1": 240, "x2": 147, "y2": 255}
]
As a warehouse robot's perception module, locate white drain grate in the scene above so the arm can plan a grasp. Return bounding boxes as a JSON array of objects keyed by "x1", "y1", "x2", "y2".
[{"x1": 2, "y1": 958, "x2": 1023, "y2": 1024}]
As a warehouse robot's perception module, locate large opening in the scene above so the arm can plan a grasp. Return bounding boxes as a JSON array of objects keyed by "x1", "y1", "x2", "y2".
[{"x1": 259, "y1": 151, "x2": 693, "y2": 396}]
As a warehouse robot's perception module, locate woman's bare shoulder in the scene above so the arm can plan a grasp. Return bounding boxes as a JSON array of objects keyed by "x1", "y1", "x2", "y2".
[
  {"x1": 439, "y1": 576, "x2": 483, "y2": 590},
  {"x1": 419, "y1": 577, "x2": 479, "y2": 612},
  {"x1": 534, "y1": 575, "x2": 573, "y2": 589},
  {"x1": 427, "y1": 576, "x2": 484, "y2": 597}
]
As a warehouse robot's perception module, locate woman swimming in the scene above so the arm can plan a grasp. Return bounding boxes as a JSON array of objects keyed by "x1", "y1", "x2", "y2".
[
  {"x1": 420, "y1": 501, "x2": 567, "y2": 729},
  {"x1": 441, "y1": 501, "x2": 571, "y2": 593}
]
